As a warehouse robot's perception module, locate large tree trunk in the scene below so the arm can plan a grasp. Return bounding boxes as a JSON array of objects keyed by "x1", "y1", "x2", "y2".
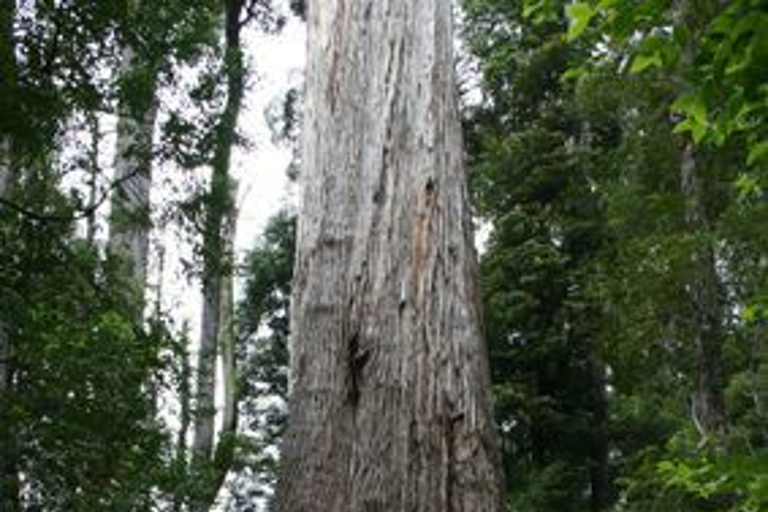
[
  {"x1": 108, "y1": 42, "x2": 158, "y2": 293},
  {"x1": 273, "y1": 2, "x2": 502, "y2": 511}
]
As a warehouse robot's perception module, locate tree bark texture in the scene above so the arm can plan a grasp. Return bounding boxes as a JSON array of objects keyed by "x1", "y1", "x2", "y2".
[
  {"x1": 274, "y1": 2, "x2": 502, "y2": 511},
  {"x1": 109, "y1": 43, "x2": 158, "y2": 293}
]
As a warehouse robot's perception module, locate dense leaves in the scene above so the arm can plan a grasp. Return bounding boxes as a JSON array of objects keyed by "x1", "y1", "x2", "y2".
[
  {"x1": 0, "y1": 1, "x2": 295, "y2": 511},
  {"x1": 463, "y1": 0, "x2": 768, "y2": 510},
  {"x1": 0, "y1": 174, "x2": 170, "y2": 511}
]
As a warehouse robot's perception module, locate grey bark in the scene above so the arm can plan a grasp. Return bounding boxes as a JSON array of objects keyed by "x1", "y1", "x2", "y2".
[
  {"x1": 109, "y1": 43, "x2": 158, "y2": 293},
  {"x1": 219, "y1": 205, "x2": 238, "y2": 439},
  {"x1": 274, "y1": 2, "x2": 502, "y2": 511}
]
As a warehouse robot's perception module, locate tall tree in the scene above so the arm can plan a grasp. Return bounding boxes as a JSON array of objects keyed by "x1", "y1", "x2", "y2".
[
  {"x1": 190, "y1": 0, "x2": 242, "y2": 500},
  {"x1": 0, "y1": 0, "x2": 13, "y2": 197},
  {"x1": 273, "y1": 2, "x2": 502, "y2": 511},
  {"x1": 108, "y1": 1, "x2": 160, "y2": 294},
  {"x1": 461, "y1": 1, "x2": 615, "y2": 508},
  {"x1": 191, "y1": 1, "x2": 282, "y2": 509},
  {"x1": 1, "y1": 2, "x2": 21, "y2": 507}
]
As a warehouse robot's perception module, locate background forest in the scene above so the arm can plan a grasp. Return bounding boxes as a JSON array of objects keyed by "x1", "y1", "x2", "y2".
[{"x1": 0, "y1": 0, "x2": 766, "y2": 511}]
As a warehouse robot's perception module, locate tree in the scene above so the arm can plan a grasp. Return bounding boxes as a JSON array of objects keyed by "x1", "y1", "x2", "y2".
[
  {"x1": 225, "y1": 211, "x2": 295, "y2": 509},
  {"x1": 108, "y1": 0, "x2": 161, "y2": 295},
  {"x1": 462, "y1": 1, "x2": 616, "y2": 509},
  {"x1": 190, "y1": 1, "x2": 284, "y2": 510},
  {"x1": 273, "y1": 2, "x2": 502, "y2": 511}
]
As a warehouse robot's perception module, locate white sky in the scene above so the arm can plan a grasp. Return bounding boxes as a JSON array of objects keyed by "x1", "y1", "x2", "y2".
[{"x1": 233, "y1": 13, "x2": 305, "y2": 253}]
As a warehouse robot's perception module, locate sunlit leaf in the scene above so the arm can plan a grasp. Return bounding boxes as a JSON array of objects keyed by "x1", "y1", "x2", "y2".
[
  {"x1": 747, "y1": 139, "x2": 768, "y2": 166},
  {"x1": 629, "y1": 52, "x2": 663, "y2": 73},
  {"x1": 566, "y1": 3, "x2": 595, "y2": 41}
]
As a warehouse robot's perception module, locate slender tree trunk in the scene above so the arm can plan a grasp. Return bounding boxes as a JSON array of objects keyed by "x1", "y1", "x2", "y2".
[
  {"x1": 0, "y1": 139, "x2": 8, "y2": 199},
  {"x1": 274, "y1": 2, "x2": 502, "y2": 511},
  {"x1": 85, "y1": 113, "x2": 101, "y2": 244},
  {"x1": 680, "y1": 143, "x2": 726, "y2": 442},
  {"x1": 191, "y1": 1, "x2": 244, "y2": 509},
  {"x1": 219, "y1": 205, "x2": 238, "y2": 441},
  {"x1": 0, "y1": 0, "x2": 15, "y2": 197},
  {"x1": 0, "y1": 2, "x2": 21, "y2": 509},
  {"x1": 109, "y1": 42, "x2": 158, "y2": 294},
  {"x1": 588, "y1": 364, "x2": 610, "y2": 512},
  {"x1": 173, "y1": 330, "x2": 193, "y2": 512},
  {"x1": 671, "y1": 0, "x2": 725, "y2": 445}
]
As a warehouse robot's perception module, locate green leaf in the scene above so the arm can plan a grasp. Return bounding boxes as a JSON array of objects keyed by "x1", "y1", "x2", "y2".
[
  {"x1": 743, "y1": 305, "x2": 758, "y2": 324},
  {"x1": 747, "y1": 139, "x2": 768, "y2": 166},
  {"x1": 671, "y1": 92, "x2": 707, "y2": 125},
  {"x1": 561, "y1": 65, "x2": 587, "y2": 82},
  {"x1": 736, "y1": 173, "x2": 761, "y2": 201},
  {"x1": 522, "y1": 0, "x2": 544, "y2": 19},
  {"x1": 566, "y1": 3, "x2": 595, "y2": 41},
  {"x1": 629, "y1": 52, "x2": 663, "y2": 73},
  {"x1": 672, "y1": 118, "x2": 707, "y2": 144}
]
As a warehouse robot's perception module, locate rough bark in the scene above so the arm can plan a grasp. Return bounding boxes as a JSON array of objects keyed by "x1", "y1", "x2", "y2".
[
  {"x1": 108, "y1": 43, "x2": 158, "y2": 293},
  {"x1": 273, "y1": 2, "x2": 502, "y2": 511},
  {"x1": 191, "y1": 1, "x2": 244, "y2": 509}
]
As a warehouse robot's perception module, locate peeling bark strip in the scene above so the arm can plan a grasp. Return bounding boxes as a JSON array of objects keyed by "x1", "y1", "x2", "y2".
[{"x1": 274, "y1": 2, "x2": 502, "y2": 511}]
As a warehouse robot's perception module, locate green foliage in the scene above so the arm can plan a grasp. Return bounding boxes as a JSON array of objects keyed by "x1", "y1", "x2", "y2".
[
  {"x1": 566, "y1": 0, "x2": 768, "y2": 166},
  {"x1": 463, "y1": 2, "x2": 618, "y2": 510},
  {"x1": 0, "y1": 0, "x2": 291, "y2": 509},
  {"x1": 464, "y1": 1, "x2": 768, "y2": 511},
  {"x1": 225, "y1": 211, "x2": 295, "y2": 508},
  {"x1": 0, "y1": 178, "x2": 175, "y2": 511}
]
